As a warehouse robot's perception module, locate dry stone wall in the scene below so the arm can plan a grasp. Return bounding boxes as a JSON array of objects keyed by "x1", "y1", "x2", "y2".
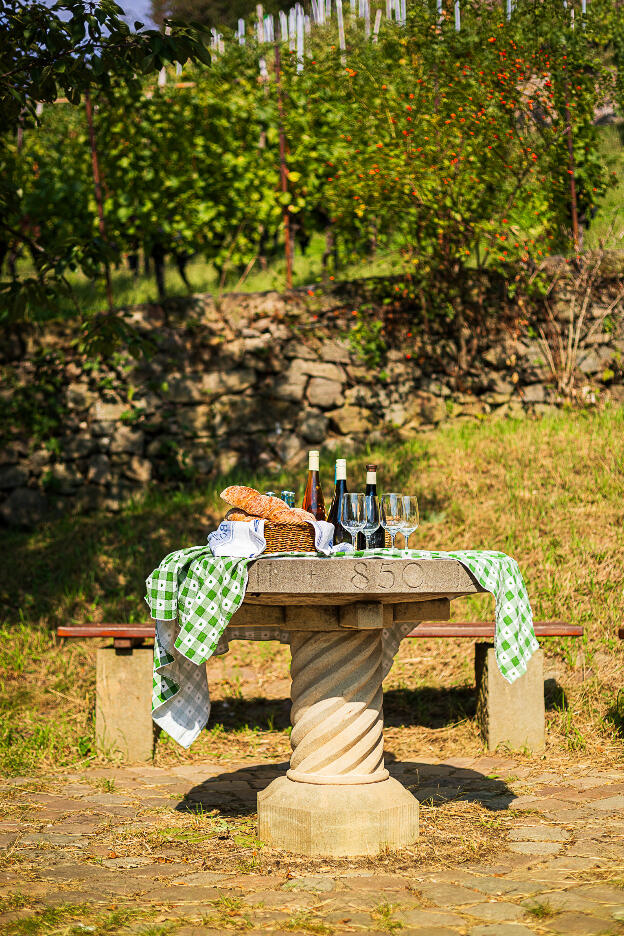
[{"x1": 1, "y1": 274, "x2": 623, "y2": 527}]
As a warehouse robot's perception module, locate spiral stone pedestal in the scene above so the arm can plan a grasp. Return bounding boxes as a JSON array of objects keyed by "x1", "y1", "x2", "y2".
[
  {"x1": 244, "y1": 557, "x2": 483, "y2": 857},
  {"x1": 257, "y1": 624, "x2": 419, "y2": 856}
]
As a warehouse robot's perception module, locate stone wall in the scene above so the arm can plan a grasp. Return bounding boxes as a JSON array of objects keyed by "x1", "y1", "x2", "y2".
[{"x1": 1, "y1": 269, "x2": 623, "y2": 527}]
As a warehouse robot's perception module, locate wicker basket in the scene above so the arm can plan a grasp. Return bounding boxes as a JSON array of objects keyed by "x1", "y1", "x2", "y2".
[
  {"x1": 264, "y1": 521, "x2": 315, "y2": 554},
  {"x1": 225, "y1": 509, "x2": 315, "y2": 553}
]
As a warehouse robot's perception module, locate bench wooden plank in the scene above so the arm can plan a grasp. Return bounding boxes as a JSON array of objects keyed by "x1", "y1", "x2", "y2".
[
  {"x1": 407, "y1": 622, "x2": 583, "y2": 638},
  {"x1": 57, "y1": 620, "x2": 582, "y2": 639},
  {"x1": 57, "y1": 624, "x2": 155, "y2": 638}
]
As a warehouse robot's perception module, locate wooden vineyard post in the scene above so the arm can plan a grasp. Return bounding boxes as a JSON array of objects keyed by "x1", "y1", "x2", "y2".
[
  {"x1": 84, "y1": 89, "x2": 114, "y2": 313},
  {"x1": 296, "y1": 5, "x2": 304, "y2": 73},
  {"x1": 373, "y1": 8, "x2": 382, "y2": 39},
  {"x1": 563, "y1": 85, "x2": 581, "y2": 253},
  {"x1": 336, "y1": 0, "x2": 347, "y2": 64},
  {"x1": 274, "y1": 44, "x2": 293, "y2": 290}
]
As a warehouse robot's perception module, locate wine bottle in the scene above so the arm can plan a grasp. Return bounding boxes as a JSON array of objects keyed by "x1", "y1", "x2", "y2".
[
  {"x1": 357, "y1": 463, "x2": 385, "y2": 550},
  {"x1": 302, "y1": 450, "x2": 326, "y2": 520},
  {"x1": 327, "y1": 458, "x2": 349, "y2": 545}
]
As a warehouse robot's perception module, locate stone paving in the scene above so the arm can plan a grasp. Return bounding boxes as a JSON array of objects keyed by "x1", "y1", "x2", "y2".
[{"x1": 1, "y1": 755, "x2": 624, "y2": 935}]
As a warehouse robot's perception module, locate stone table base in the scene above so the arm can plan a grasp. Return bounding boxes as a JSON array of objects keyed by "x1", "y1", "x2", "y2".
[
  {"x1": 258, "y1": 775, "x2": 419, "y2": 857},
  {"x1": 245, "y1": 563, "x2": 480, "y2": 857},
  {"x1": 256, "y1": 615, "x2": 421, "y2": 856}
]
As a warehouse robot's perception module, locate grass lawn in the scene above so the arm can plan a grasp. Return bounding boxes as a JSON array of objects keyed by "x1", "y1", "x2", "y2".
[
  {"x1": 585, "y1": 122, "x2": 624, "y2": 249},
  {"x1": 1, "y1": 406, "x2": 623, "y2": 777}
]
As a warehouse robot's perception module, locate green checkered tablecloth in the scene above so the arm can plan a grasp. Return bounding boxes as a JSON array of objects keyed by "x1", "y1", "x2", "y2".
[{"x1": 145, "y1": 548, "x2": 538, "y2": 747}]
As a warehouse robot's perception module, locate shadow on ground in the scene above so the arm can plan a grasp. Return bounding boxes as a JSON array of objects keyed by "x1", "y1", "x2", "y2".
[
  {"x1": 175, "y1": 756, "x2": 515, "y2": 818},
  {"x1": 606, "y1": 689, "x2": 624, "y2": 739}
]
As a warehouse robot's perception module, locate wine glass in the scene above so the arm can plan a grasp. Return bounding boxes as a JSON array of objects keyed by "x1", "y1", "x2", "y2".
[
  {"x1": 399, "y1": 495, "x2": 419, "y2": 555},
  {"x1": 362, "y1": 493, "x2": 381, "y2": 551},
  {"x1": 380, "y1": 493, "x2": 404, "y2": 551},
  {"x1": 340, "y1": 493, "x2": 365, "y2": 550}
]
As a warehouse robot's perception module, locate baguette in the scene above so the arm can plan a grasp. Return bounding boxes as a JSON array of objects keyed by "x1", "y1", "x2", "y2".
[
  {"x1": 224, "y1": 508, "x2": 252, "y2": 521},
  {"x1": 221, "y1": 485, "x2": 315, "y2": 527}
]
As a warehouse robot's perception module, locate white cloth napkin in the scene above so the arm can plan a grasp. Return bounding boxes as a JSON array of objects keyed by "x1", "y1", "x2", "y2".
[
  {"x1": 208, "y1": 518, "x2": 266, "y2": 558},
  {"x1": 207, "y1": 518, "x2": 338, "y2": 557}
]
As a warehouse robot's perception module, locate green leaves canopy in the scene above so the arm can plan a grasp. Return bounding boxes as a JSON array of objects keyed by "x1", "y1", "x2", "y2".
[{"x1": 2, "y1": 0, "x2": 621, "y2": 349}]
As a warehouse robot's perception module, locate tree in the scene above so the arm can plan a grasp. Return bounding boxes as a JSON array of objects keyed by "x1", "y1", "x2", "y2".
[{"x1": 0, "y1": 0, "x2": 210, "y2": 350}]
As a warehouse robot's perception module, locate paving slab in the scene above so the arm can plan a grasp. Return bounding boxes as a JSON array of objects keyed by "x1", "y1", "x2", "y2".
[
  {"x1": 508, "y1": 826, "x2": 570, "y2": 842},
  {"x1": 592, "y1": 795, "x2": 624, "y2": 812},
  {"x1": 176, "y1": 928, "x2": 222, "y2": 936},
  {"x1": 401, "y1": 928, "x2": 465, "y2": 936},
  {"x1": 457, "y1": 876, "x2": 541, "y2": 897},
  {"x1": 523, "y1": 893, "x2": 609, "y2": 914},
  {"x1": 509, "y1": 841, "x2": 562, "y2": 856},
  {"x1": 415, "y1": 883, "x2": 482, "y2": 906},
  {"x1": 575, "y1": 885, "x2": 624, "y2": 903},
  {"x1": 240, "y1": 890, "x2": 316, "y2": 908},
  {"x1": 282, "y1": 875, "x2": 335, "y2": 893},
  {"x1": 397, "y1": 908, "x2": 468, "y2": 927},
  {"x1": 541, "y1": 856, "x2": 610, "y2": 871},
  {"x1": 544, "y1": 911, "x2": 620, "y2": 934},
  {"x1": 465, "y1": 901, "x2": 528, "y2": 922},
  {"x1": 140, "y1": 884, "x2": 223, "y2": 903},
  {"x1": 468, "y1": 925, "x2": 536, "y2": 936},
  {"x1": 325, "y1": 908, "x2": 373, "y2": 925},
  {"x1": 170, "y1": 872, "x2": 230, "y2": 886}
]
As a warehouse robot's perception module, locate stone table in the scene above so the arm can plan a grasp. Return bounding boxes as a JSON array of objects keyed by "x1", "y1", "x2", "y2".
[{"x1": 226, "y1": 556, "x2": 484, "y2": 857}]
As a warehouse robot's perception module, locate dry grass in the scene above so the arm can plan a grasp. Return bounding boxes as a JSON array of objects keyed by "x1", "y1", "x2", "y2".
[
  {"x1": 62, "y1": 794, "x2": 508, "y2": 877},
  {"x1": 1, "y1": 406, "x2": 623, "y2": 778}
]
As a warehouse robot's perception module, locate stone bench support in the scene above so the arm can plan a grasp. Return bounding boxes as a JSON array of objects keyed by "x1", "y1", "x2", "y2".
[
  {"x1": 475, "y1": 643, "x2": 545, "y2": 752},
  {"x1": 95, "y1": 647, "x2": 154, "y2": 761}
]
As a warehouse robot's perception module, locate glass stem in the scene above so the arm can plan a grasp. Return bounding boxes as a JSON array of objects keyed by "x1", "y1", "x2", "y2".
[
  {"x1": 365, "y1": 534, "x2": 371, "y2": 550},
  {"x1": 390, "y1": 532, "x2": 396, "y2": 550},
  {"x1": 404, "y1": 532, "x2": 409, "y2": 555}
]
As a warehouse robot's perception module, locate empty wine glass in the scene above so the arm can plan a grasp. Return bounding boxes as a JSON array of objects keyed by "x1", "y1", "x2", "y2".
[
  {"x1": 399, "y1": 495, "x2": 419, "y2": 555},
  {"x1": 380, "y1": 493, "x2": 404, "y2": 551},
  {"x1": 340, "y1": 493, "x2": 365, "y2": 550},
  {"x1": 362, "y1": 493, "x2": 381, "y2": 551}
]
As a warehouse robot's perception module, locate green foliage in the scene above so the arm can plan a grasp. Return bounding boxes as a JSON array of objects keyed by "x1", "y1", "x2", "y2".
[
  {"x1": 1, "y1": 349, "x2": 67, "y2": 444},
  {"x1": 2, "y1": 0, "x2": 622, "y2": 349},
  {"x1": 0, "y1": 0, "x2": 210, "y2": 121},
  {"x1": 0, "y1": 0, "x2": 211, "y2": 340},
  {"x1": 349, "y1": 312, "x2": 387, "y2": 367},
  {"x1": 319, "y1": 0, "x2": 614, "y2": 287}
]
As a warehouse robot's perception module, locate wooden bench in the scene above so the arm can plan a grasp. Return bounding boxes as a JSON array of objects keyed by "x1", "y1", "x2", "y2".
[
  {"x1": 58, "y1": 619, "x2": 582, "y2": 644},
  {"x1": 58, "y1": 618, "x2": 582, "y2": 761}
]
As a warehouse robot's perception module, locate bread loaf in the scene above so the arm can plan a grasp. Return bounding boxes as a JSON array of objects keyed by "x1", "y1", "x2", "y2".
[
  {"x1": 224, "y1": 508, "x2": 252, "y2": 521},
  {"x1": 221, "y1": 486, "x2": 315, "y2": 527},
  {"x1": 290, "y1": 507, "x2": 320, "y2": 525}
]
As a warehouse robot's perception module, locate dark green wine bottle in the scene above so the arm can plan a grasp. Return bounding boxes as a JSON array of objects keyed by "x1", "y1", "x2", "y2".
[
  {"x1": 357, "y1": 463, "x2": 385, "y2": 550},
  {"x1": 327, "y1": 459, "x2": 349, "y2": 545}
]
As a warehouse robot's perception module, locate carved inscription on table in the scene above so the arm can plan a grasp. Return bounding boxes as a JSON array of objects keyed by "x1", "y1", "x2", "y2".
[
  {"x1": 349, "y1": 561, "x2": 425, "y2": 591},
  {"x1": 249, "y1": 559, "x2": 428, "y2": 594}
]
